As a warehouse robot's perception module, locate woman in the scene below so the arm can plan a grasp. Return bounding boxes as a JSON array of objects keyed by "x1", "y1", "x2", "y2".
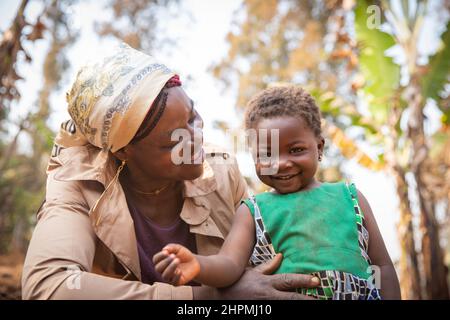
[{"x1": 21, "y1": 44, "x2": 319, "y2": 299}]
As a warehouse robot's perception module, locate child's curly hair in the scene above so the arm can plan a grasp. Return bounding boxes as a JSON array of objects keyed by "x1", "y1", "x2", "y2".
[{"x1": 244, "y1": 86, "x2": 322, "y2": 137}]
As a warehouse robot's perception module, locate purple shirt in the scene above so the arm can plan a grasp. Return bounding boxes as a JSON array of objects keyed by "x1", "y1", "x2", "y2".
[{"x1": 127, "y1": 200, "x2": 198, "y2": 285}]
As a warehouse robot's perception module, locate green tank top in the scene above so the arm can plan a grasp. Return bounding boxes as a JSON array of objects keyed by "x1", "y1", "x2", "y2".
[{"x1": 243, "y1": 182, "x2": 371, "y2": 279}]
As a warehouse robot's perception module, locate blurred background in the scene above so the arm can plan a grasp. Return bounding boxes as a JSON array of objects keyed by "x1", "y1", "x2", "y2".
[{"x1": 0, "y1": 0, "x2": 449, "y2": 300}]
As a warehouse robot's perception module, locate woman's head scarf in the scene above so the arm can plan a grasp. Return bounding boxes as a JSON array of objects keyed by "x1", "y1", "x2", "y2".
[{"x1": 55, "y1": 43, "x2": 176, "y2": 153}]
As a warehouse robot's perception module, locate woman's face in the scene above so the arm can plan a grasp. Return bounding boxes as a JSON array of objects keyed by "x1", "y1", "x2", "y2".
[{"x1": 119, "y1": 86, "x2": 205, "y2": 182}]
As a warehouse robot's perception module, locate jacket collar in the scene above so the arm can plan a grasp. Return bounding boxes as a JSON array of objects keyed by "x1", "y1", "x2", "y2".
[{"x1": 52, "y1": 144, "x2": 217, "y2": 197}]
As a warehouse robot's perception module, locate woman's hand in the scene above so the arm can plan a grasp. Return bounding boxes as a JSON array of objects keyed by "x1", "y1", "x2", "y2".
[
  {"x1": 153, "y1": 243, "x2": 200, "y2": 286},
  {"x1": 215, "y1": 254, "x2": 320, "y2": 300},
  {"x1": 193, "y1": 254, "x2": 321, "y2": 300}
]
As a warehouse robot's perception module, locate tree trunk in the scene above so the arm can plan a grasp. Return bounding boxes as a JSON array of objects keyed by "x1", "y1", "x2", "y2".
[
  {"x1": 408, "y1": 78, "x2": 449, "y2": 299},
  {"x1": 0, "y1": 115, "x2": 29, "y2": 172},
  {"x1": 9, "y1": 217, "x2": 26, "y2": 253},
  {"x1": 385, "y1": 103, "x2": 422, "y2": 299},
  {"x1": 392, "y1": 165, "x2": 422, "y2": 299},
  {"x1": 0, "y1": 0, "x2": 29, "y2": 109}
]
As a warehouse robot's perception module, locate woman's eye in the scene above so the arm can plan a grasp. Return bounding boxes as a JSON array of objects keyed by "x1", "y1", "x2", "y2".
[
  {"x1": 188, "y1": 111, "x2": 198, "y2": 124},
  {"x1": 291, "y1": 147, "x2": 305, "y2": 154},
  {"x1": 163, "y1": 142, "x2": 179, "y2": 150}
]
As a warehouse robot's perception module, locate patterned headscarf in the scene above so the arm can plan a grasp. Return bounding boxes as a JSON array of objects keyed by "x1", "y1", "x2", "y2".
[{"x1": 55, "y1": 43, "x2": 176, "y2": 154}]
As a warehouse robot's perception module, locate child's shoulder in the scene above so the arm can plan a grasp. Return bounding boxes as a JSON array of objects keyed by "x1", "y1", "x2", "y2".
[
  {"x1": 318, "y1": 180, "x2": 356, "y2": 190},
  {"x1": 240, "y1": 192, "x2": 278, "y2": 217},
  {"x1": 246, "y1": 181, "x2": 357, "y2": 203},
  {"x1": 241, "y1": 192, "x2": 273, "y2": 207}
]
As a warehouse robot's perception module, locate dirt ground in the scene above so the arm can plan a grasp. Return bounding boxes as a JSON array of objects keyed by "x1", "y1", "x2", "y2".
[{"x1": 0, "y1": 252, "x2": 24, "y2": 300}]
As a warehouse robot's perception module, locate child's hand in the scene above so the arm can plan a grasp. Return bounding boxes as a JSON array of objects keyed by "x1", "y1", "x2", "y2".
[{"x1": 152, "y1": 243, "x2": 200, "y2": 286}]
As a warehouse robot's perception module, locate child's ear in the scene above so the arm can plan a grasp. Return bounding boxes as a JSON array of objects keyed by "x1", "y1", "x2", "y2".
[{"x1": 317, "y1": 136, "x2": 325, "y2": 155}]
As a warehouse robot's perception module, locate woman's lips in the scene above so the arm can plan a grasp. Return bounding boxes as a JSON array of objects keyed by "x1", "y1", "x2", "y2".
[{"x1": 191, "y1": 147, "x2": 205, "y2": 164}]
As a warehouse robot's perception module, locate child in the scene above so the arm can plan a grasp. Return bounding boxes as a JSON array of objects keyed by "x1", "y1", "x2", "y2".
[{"x1": 153, "y1": 86, "x2": 401, "y2": 300}]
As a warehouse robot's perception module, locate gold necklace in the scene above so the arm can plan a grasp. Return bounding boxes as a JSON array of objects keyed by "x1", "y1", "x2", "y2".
[{"x1": 129, "y1": 183, "x2": 171, "y2": 196}]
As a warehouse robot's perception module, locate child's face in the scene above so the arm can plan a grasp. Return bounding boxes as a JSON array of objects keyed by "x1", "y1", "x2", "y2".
[{"x1": 253, "y1": 116, "x2": 324, "y2": 194}]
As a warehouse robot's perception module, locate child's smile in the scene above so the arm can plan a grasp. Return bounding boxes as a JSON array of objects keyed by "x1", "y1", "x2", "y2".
[
  {"x1": 272, "y1": 173, "x2": 301, "y2": 180},
  {"x1": 254, "y1": 116, "x2": 324, "y2": 194}
]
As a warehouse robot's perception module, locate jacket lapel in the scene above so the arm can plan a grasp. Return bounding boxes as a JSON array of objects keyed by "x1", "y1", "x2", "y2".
[
  {"x1": 53, "y1": 146, "x2": 142, "y2": 280},
  {"x1": 181, "y1": 161, "x2": 224, "y2": 240},
  {"x1": 91, "y1": 178, "x2": 141, "y2": 280}
]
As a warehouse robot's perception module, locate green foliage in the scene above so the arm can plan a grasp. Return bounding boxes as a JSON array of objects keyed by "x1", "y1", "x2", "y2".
[
  {"x1": 0, "y1": 0, "x2": 185, "y2": 255},
  {"x1": 213, "y1": 0, "x2": 339, "y2": 109},
  {"x1": 0, "y1": 154, "x2": 46, "y2": 253},
  {"x1": 421, "y1": 21, "x2": 450, "y2": 124},
  {"x1": 96, "y1": 0, "x2": 180, "y2": 51},
  {"x1": 354, "y1": 0, "x2": 400, "y2": 124}
]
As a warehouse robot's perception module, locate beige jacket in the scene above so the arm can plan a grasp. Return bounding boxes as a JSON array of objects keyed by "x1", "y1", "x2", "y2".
[{"x1": 22, "y1": 144, "x2": 248, "y2": 299}]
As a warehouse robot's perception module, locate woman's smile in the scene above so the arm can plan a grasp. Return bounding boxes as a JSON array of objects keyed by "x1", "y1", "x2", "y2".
[{"x1": 190, "y1": 147, "x2": 205, "y2": 164}]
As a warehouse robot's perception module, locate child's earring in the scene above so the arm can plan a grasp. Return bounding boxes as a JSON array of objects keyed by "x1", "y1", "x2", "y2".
[{"x1": 318, "y1": 154, "x2": 323, "y2": 162}]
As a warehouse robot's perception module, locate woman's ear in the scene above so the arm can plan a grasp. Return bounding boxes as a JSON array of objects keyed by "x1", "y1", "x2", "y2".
[{"x1": 113, "y1": 147, "x2": 128, "y2": 162}]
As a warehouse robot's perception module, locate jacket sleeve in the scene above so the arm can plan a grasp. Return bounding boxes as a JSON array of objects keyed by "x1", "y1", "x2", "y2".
[{"x1": 21, "y1": 171, "x2": 192, "y2": 300}]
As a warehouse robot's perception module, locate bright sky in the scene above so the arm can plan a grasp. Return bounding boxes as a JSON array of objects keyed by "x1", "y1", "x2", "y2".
[{"x1": 6, "y1": 0, "x2": 445, "y2": 264}]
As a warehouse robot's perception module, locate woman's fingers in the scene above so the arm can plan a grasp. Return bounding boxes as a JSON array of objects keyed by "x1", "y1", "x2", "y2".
[
  {"x1": 172, "y1": 269, "x2": 182, "y2": 286},
  {"x1": 163, "y1": 243, "x2": 194, "y2": 262},
  {"x1": 154, "y1": 253, "x2": 185, "y2": 285},
  {"x1": 152, "y1": 250, "x2": 169, "y2": 265},
  {"x1": 163, "y1": 243, "x2": 182, "y2": 255},
  {"x1": 270, "y1": 273, "x2": 320, "y2": 291},
  {"x1": 253, "y1": 253, "x2": 283, "y2": 275},
  {"x1": 161, "y1": 255, "x2": 180, "y2": 282},
  {"x1": 267, "y1": 273, "x2": 318, "y2": 300},
  {"x1": 154, "y1": 254, "x2": 174, "y2": 274},
  {"x1": 216, "y1": 268, "x2": 318, "y2": 300}
]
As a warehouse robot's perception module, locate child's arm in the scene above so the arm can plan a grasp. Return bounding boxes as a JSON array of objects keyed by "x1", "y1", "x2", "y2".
[
  {"x1": 357, "y1": 189, "x2": 402, "y2": 299},
  {"x1": 153, "y1": 203, "x2": 256, "y2": 288}
]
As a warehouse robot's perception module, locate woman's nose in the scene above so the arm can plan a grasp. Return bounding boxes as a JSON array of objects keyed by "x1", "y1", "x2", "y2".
[
  {"x1": 187, "y1": 117, "x2": 203, "y2": 133},
  {"x1": 187, "y1": 124, "x2": 203, "y2": 143},
  {"x1": 185, "y1": 126, "x2": 203, "y2": 156},
  {"x1": 196, "y1": 114, "x2": 204, "y2": 129}
]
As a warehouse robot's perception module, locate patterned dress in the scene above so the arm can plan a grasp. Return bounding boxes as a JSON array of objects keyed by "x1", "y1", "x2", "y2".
[{"x1": 244, "y1": 182, "x2": 381, "y2": 300}]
